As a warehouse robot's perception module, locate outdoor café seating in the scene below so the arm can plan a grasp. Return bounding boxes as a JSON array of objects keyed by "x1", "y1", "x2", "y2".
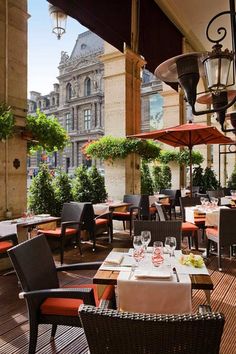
[
  {"x1": 0, "y1": 233, "x2": 18, "y2": 261},
  {"x1": 79, "y1": 304, "x2": 225, "y2": 354},
  {"x1": 7, "y1": 235, "x2": 115, "y2": 354}
]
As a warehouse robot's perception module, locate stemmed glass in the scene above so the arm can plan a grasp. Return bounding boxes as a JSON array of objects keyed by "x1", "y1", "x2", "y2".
[
  {"x1": 152, "y1": 241, "x2": 164, "y2": 266},
  {"x1": 141, "y1": 231, "x2": 151, "y2": 252},
  {"x1": 133, "y1": 235, "x2": 145, "y2": 266},
  {"x1": 165, "y1": 237, "x2": 177, "y2": 257}
]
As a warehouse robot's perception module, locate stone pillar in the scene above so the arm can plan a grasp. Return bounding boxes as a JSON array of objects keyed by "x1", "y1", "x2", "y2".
[
  {"x1": 0, "y1": 0, "x2": 28, "y2": 220},
  {"x1": 101, "y1": 44, "x2": 145, "y2": 199}
]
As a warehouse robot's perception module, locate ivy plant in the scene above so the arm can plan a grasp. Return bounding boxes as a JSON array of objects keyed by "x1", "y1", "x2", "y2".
[
  {"x1": 158, "y1": 148, "x2": 204, "y2": 166},
  {"x1": 0, "y1": 103, "x2": 14, "y2": 141},
  {"x1": 26, "y1": 109, "x2": 69, "y2": 153}
]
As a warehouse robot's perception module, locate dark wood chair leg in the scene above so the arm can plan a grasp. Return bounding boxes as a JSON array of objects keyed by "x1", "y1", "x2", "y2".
[
  {"x1": 28, "y1": 318, "x2": 38, "y2": 354},
  {"x1": 51, "y1": 324, "x2": 57, "y2": 339}
]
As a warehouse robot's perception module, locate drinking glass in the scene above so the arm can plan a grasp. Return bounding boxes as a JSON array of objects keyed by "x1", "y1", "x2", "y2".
[
  {"x1": 165, "y1": 237, "x2": 177, "y2": 257},
  {"x1": 152, "y1": 241, "x2": 164, "y2": 266},
  {"x1": 141, "y1": 231, "x2": 151, "y2": 251},
  {"x1": 133, "y1": 235, "x2": 145, "y2": 266}
]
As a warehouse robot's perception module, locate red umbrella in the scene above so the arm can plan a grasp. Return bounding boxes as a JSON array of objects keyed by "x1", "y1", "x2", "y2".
[{"x1": 129, "y1": 121, "x2": 234, "y2": 196}]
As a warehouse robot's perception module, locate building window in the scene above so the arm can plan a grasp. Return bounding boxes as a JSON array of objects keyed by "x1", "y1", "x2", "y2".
[
  {"x1": 65, "y1": 112, "x2": 71, "y2": 132},
  {"x1": 149, "y1": 93, "x2": 164, "y2": 130},
  {"x1": 84, "y1": 77, "x2": 91, "y2": 96},
  {"x1": 84, "y1": 109, "x2": 91, "y2": 130},
  {"x1": 66, "y1": 83, "x2": 72, "y2": 100},
  {"x1": 52, "y1": 97, "x2": 55, "y2": 106}
]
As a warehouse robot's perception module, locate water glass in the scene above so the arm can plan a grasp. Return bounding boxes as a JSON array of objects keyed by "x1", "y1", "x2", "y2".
[
  {"x1": 133, "y1": 235, "x2": 145, "y2": 266},
  {"x1": 152, "y1": 241, "x2": 164, "y2": 266},
  {"x1": 165, "y1": 237, "x2": 177, "y2": 257}
]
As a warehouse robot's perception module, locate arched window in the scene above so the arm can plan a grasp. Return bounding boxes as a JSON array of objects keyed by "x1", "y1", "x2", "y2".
[
  {"x1": 84, "y1": 77, "x2": 91, "y2": 96},
  {"x1": 66, "y1": 83, "x2": 72, "y2": 100}
]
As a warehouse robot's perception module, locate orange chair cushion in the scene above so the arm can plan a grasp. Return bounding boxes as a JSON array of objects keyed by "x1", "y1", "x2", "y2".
[
  {"x1": 40, "y1": 284, "x2": 114, "y2": 316},
  {"x1": 113, "y1": 212, "x2": 130, "y2": 217},
  {"x1": 182, "y1": 222, "x2": 199, "y2": 232},
  {"x1": 149, "y1": 207, "x2": 156, "y2": 214},
  {"x1": 95, "y1": 218, "x2": 109, "y2": 226},
  {"x1": 38, "y1": 227, "x2": 77, "y2": 237},
  {"x1": 206, "y1": 227, "x2": 218, "y2": 237},
  {"x1": 0, "y1": 241, "x2": 13, "y2": 253}
]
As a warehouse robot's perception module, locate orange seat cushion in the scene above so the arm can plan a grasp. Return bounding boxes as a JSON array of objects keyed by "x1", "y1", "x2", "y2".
[
  {"x1": 38, "y1": 227, "x2": 77, "y2": 237},
  {"x1": 206, "y1": 227, "x2": 218, "y2": 237},
  {"x1": 0, "y1": 241, "x2": 13, "y2": 253},
  {"x1": 40, "y1": 284, "x2": 114, "y2": 316},
  {"x1": 95, "y1": 218, "x2": 109, "y2": 226},
  {"x1": 182, "y1": 222, "x2": 199, "y2": 232},
  {"x1": 113, "y1": 212, "x2": 130, "y2": 217},
  {"x1": 149, "y1": 207, "x2": 156, "y2": 214}
]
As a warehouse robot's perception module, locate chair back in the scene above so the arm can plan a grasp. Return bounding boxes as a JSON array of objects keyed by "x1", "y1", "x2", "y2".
[
  {"x1": 155, "y1": 203, "x2": 168, "y2": 221},
  {"x1": 7, "y1": 234, "x2": 59, "y2": 292},
  {"x1": 160, "y1": 189, "x2": 180, "y2": 206},
  {"x1": 61, "y1": 202, "x2": 86, "y2": 229},
  {"x1": 133, "y1": 220, "x2": 182, "y2": 249},
  {"x1": 179, "y1": 197, "x2": 201, "y2": 221},
  {"x1": 139, "y1": 195, "x2": 150, "y2": 219},
  {"x1": 219, "y1": 209, "x2": 236, "y2": 247},
  {"x1": 79, "y1": 305, "x2": 225, "y2": 354},
  {"x1": 207, "y1": 190, "x2": 225, "y2": 199},
  {"x1": 123, "y1": 194, "x2": 141, "y2": 211},
  {"x1": 80, "y1": 202, "x2": 96, "y2": 233}
]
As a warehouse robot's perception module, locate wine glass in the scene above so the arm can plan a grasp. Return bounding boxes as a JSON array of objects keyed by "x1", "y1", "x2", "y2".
[
  {"x1": 152, "y1": 241, "x2": 164, "y2": 266},
  {"x1": 141, "y1": 231, "x2": 151, "y2": 252},
  {"x1": 165, "y1": 237, "x2": 177, "y2": 257},
  {"x1": 133, "y1": 235, "x2": 145, "y2": 266}
]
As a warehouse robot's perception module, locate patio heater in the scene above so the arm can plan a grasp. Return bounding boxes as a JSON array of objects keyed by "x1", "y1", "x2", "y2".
[
  {"x1": 48, "y1": 3, "x2": 67, "y2": 40},
  {"x1": 155, "y1": 0, "x2": 236, "y2": 133}
]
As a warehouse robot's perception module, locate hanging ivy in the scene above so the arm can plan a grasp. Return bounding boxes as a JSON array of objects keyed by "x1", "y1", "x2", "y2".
[
  {"x1": 158, "y1": 148, "x2": 204, "y2": 165},
  {"x1": 0, "y1": 103, "x2": 14, "y2": 141}
]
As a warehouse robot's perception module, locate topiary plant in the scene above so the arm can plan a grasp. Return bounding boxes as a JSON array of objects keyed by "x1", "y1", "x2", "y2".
[
  {"x1": 203, "y1": 167, "x2": 220, "y2": 191},
  {"x1": 28, "y1": 163, "x2": 56, "y2": 215},
  {"x1": 72, "y1": 165, "x2": 93, "y2": 202},
  {"x1": 53, "y1": 169, "x2": 73, "y2": 216},
  {"x1": 141, "y1": 161, "x2": 154, "y2": 195},
  {"x1": 192, "y1": 166, "x2": 205, "y2": 191},
  {"x1": 88, "y1": 166, "x2": 108, "y2": 203},
  {"x1": 227, "y1": 164, "x2": 236, "y2": 189},
  {"x1": 161, "y1": 164, "x2": 172, "y2": 189}
]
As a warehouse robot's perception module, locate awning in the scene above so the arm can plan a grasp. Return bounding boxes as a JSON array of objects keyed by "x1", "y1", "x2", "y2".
[{"x1": 47, "y1": 0, "x2": 183, "y2": 86}]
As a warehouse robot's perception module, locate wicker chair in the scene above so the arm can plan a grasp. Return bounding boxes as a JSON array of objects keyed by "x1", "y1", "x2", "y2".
[
  {"x1": 179, "y1": 197, "x2": 206, "y2": 239},
  {"x1": 38, "y1": 202, "x2": 85, "y2": 265},
  {"x1": 206, "y1": 208, "x2": 236, "y2": 271},
  {"x1": 112, "y1": 195, "x2": 141, "y2": 236},
  {"x1": 156, "y1": 203, "x2": 199, "y2": 249},
  {"x1": 133, "y1": 220, "x2": 182, "y2": 249},
  {"x1": 0, "y1": 233, "x2": 18, "y2": 260},
  {"x1": 160, "y1": 189, "x2": 181, "y2": 219},
  {"x1": 79, "y1": 305, "x2": 225, "y2": 354},
  {"x1": 79, "y1": 202, "x2": 113, "y2": 251},
  {"x1": 7, "y1": 235, "x2": 115, "y2": 354}
]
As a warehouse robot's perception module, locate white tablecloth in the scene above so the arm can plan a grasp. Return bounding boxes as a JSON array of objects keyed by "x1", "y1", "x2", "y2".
[
  {"x1": 117, "y1": 265, "x2": 192, "y2": 314},
  {"x1": 93, "y1": 203, "x2": 109, "y2": 215},
  {"x1": 0, "y1": 221, "x2": 17, "y2": 236}
]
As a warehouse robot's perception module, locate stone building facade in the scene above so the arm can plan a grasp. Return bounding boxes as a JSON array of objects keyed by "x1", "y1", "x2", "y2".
[{"x1": 27, "y1": 30, "x2": 163, "y2": 175}]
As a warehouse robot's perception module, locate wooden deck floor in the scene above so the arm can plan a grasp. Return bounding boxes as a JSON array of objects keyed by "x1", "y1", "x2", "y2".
[{"x1": 0, "y1": 231, "x2": 235, "y2": 354}]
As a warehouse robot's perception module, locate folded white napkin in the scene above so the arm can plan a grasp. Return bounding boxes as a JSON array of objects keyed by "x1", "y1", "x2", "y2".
[
  {"x1": 104, "y1": 252, "x2": 124, "y2": 265},
  {"x1": 134, "y1": 269, "x2": 171, "y2": 279}
]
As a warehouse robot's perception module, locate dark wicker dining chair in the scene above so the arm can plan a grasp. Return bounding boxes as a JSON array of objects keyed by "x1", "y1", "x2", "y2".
[
  {"x1": 0, "y1": 233, "x2": 18, "y2": 260},
  {"x1": 79, "y1": 305, "x2": 225, "y2": 354},
  {"x1": 7, "y1": 235, "x2": 115, "y2": 354},
  {"x1": 133, "y1": 219, "x2": 182, "y2": 249}
]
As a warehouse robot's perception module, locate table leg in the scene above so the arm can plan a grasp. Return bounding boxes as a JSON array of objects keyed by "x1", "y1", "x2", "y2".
[{"x1": 204, "y1": 290, "x2": 211, "y2": 305}]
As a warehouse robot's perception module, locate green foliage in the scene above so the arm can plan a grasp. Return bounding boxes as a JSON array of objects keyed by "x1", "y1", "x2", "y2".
[
  {"x1": 203, "y1": 167, "x2": 220, "y2": 191},
  {"x1": 53, "y1": 169, "x2": 73, "y2": 216},
  {"x1": 88, "y1": 166, "x2": 108, "y2": 203},
  {"x1": 158, "y1": 148, "x2": 204, "y2": 166},
  {"x1": 227, "y1": 165, "x2": 236, "y2": 189},
  {"x1": 84, "y1": 136, "x2": 161, "y2": 161},
  {"x1": 0, "y1": 103, "x2": 14, "y2": 141},
  {"x1": 152, "y1": 164, "x2": 171, "y2": 192},
  {"x1": 72, "y1": 165, "x2": 93, "y2": 202},
  {"x1": 28, "y1": 164, "x2": 56, "y2": 215},
  {"x1": 141, "y1": 161, "x2": 154, "y2": 195},
  {"x1": 26, "y1": 109, "x2": 69, "y2": 153},
  {"x1": 192, "y1": 166, "x2": 205, "y2": 189}
]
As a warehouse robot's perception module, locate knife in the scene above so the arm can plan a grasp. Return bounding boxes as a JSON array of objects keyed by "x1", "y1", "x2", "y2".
[{"x1": 173, "y1": 267, "x2": 180, "y2": 282}]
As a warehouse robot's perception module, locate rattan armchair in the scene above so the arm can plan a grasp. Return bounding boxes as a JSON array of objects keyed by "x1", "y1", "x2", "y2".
[
  {"x1": 79, "y1": 305, "x2": 225, "y2": 354},
  {"x1": 133, "y1": 219, "x2": 182, "y2": 249},
  {"x1": 7, "y1": 235, "x2": 115, "y2": 354}
]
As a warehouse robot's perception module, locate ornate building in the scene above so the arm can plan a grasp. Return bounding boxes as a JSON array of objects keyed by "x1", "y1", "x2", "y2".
[{"x1": 27, "y1": 30, "x2": 163, "y2": 175}]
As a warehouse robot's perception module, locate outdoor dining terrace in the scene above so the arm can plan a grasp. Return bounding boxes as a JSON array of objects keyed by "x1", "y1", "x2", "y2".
[{"x1": 0, "y1": 229, "x2": 235, "y2": 354}]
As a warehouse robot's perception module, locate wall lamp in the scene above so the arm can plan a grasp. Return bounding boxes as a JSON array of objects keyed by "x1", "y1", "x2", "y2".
[
  {"x1": 155, "y1": 0, "x2": 236, "y2": 133},
  {"x1": 48, "y1": 3, "x2": 67, "y2": 40}
]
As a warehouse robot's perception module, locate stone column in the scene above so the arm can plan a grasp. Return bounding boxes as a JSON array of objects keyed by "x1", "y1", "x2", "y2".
[
  {"x1": 100, "y1": 44, "x2": 145, "y2": 199},
  {"x1": 0, "y1": 0, "x2": 28, "y2": 220}
]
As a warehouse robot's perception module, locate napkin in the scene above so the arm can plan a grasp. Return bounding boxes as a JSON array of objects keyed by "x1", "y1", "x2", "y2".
[
  {"x1": 104, "y1": 252, "x2": 124, "y2": 266},
  {"x1": 134, "y1": 269, "x2": 171, "y2": 280}
]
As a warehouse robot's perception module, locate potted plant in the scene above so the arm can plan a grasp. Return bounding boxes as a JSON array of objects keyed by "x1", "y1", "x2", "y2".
[{"x1": 0, "y1": 103, "x2": 14, "y2": 141}]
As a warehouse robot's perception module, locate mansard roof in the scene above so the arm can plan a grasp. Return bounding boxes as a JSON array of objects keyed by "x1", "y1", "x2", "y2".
[{"x1": 70, "y1": 30, "x2": 104, "y2": 59}]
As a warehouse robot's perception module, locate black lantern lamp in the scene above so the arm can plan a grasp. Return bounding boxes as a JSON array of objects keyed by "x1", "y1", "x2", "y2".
[
  {"x1": 155, "y1": 0, "x2": 236, "y2": 133},
  {"x1": 48, "y1": 4, "x2": 67, "y2": 40}
]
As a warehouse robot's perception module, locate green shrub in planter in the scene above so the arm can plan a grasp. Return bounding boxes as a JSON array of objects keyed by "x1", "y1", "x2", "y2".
[
  {"x1": 203, "y1": 167, "x2": 220, "y2": 191},
  {"x1": 72, "y1": 165, "x2": 93, "y2": 202},
  {"x1": 53, "y1": 169, "x2": 73, "y2": 216},
  {"x1": 88, "y1": 166, "x2": 107, "y2": 203},
  {"x1": 141, "y1": 161, "x2": 154, "y2": 195},
  {"x1": 227, "y1": 165, "x2": 236, "y2": 189},
  {"x1": 28, "y1": 163, "x2": 56, "y2": 215}
]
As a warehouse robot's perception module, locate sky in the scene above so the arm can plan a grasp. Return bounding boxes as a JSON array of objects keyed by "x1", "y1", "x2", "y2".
[{"x1": 28, "y1": 0, "x2": 87, "y2": 97}]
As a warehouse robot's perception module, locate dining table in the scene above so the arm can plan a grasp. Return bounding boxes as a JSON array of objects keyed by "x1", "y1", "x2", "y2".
[
  {"x1": 93, "y1": 201, "x2": 131, "y2": 216},
  {"x1": 93, "y1": 248, "x2": 213, "y2": 311}
]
